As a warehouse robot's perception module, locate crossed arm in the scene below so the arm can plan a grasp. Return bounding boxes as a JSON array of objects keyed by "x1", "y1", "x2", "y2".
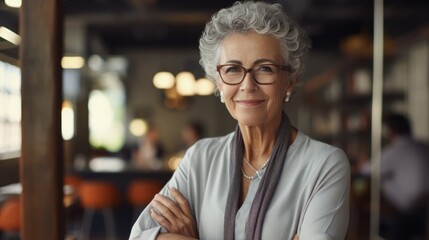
[
  {"x1": 150, "y1": 188, "x2": 198, "y2": 239},
  {"x1": 150, "y1": 188, "x2": 299, "y2": 240}
]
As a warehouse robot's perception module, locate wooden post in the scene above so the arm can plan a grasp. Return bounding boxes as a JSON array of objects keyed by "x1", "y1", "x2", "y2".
[
  {"x1": 370, "y1": 0, "x2": 384, "y2": 239},
  {"x1": 19, "y1": 0, "x2": 64, "y2": 239}
]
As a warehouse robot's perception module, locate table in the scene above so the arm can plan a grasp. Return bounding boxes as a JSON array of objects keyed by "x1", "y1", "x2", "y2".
[{"x1": 0, "y1": 182, "x2": 76, "y2": 206}]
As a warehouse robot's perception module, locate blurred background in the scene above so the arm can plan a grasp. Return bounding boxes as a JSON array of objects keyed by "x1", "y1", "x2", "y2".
[{"x1": 1, "y1": 0, "x2": 429, "y2": 239}]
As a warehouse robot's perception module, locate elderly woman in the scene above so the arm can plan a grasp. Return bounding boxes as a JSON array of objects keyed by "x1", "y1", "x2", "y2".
[{"x1": 130, "y1": 2, "x2": 350, "y2": 240}]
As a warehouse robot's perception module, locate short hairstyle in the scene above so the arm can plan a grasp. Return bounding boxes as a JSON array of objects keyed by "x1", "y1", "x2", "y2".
[
  {"x1": 199, "y1": 1, "x2": 311, "y2": 90},
  {"x1": 384, "y1": 112, "x2": 412, "y2": 135}
]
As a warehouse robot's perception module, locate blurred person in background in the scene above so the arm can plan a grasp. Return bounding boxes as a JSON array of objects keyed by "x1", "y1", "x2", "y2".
[
  {"x1": 181, "y1": 121, "x2": 204, "y2": 150},
  {"x1": 130, "y1": 2, "x2": 350, "y2": 239},
  {"x1": 378, "y1": 112, "x2": 429, "y2": 240},
  {"x1": 169, "y1": 121, "x2": 205, "y2": 170},
  {"x1": 174, "y1": 121, "x2": 205, "y2": 159},
  {"x1": 133, "y1": 126, "x2": 165, "y2": 170},
  {"x1": 357, "y1": 112, "x2": 429, "y2": 239}
]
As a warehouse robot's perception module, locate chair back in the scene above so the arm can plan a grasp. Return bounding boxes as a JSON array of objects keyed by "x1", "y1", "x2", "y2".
[
  {"x1": 0, "y1": 197, "x2": 21, "y2": 231},
  {"x1": 128, "y1": 180, "x2": 163, "y2": 207},
  {"x1": 79, "y1": 181, "x2": 120, "y2": 209}
]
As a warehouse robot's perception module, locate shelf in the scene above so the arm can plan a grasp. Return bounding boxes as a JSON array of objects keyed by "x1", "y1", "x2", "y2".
[
  {"x1": 306, "y1": 91, "x2": 405, "y2": 112},
  {"x1": 307, "y1": 56, "x2": 407, "y2": 167},
  {"x1": 342, "y1": 91, "x2": 405, "y2": 105}
]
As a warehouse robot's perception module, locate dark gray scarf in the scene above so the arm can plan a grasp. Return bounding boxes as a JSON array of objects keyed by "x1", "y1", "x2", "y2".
[{"x1": 224, "y1": 112, "x2": 292, "y2": 240}]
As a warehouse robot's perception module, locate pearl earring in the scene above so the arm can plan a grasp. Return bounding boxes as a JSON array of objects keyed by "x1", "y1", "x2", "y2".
[
  {"x1": 285, "y1": 92, "x2": 291, "y2": 102},
  {"x1": 220, "y1": 91, "x2": 225, "y2": 103}
]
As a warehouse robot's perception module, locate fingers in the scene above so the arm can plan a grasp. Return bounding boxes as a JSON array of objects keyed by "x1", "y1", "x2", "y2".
[
  {"x1": 151, "y1": 191, "x2": 188, "y2": 232},
  {"x1": 170, "y1": 188, "x2": 193, "y2": 217},
  {"x1": 153, "y1": 192, "x2": 183, "y2": 219},
  {"x1": 151, "y1": 188, "x2": 193, "y2": 220},
  {"x1": 151, "y1": 207, "x2": 173, "y2": 230},
  {"x1": 151, "y1": 199, "x2": 176, "y2": 225},
  {"x1": 150, "y1": 189, "x2": 198, "y2": 238},
  {"x1": 293, "y1": 234, "x2": 299, "y2": 240}
]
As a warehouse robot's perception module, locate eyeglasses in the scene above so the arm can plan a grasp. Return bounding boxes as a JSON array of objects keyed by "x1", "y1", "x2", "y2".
[{"x1": 216, "y1": 64, "x2": 289, "y2": 85}]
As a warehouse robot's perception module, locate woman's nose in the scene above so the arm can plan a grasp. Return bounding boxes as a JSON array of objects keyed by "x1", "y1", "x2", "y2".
[{"x1": 240, "y1": 71, "x2": 258, "y2": 91}]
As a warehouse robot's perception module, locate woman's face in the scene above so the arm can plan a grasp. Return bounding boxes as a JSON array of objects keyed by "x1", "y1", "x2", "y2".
[{"x1": 217, "y1": 32, "x2": 293, "y2": 127}]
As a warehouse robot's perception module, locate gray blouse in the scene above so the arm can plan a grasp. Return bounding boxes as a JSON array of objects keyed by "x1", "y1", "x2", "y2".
[{"x1": 129, "y1": 131, "x2": 350, "y2": 240}]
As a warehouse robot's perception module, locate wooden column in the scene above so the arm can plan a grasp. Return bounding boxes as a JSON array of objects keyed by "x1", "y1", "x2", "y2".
[
  {"x1": 19, "y1": 0, "x2": 64, "y2": 239},
  {"x1": 370, "y1": 0, "x2": 384, "y2": 239}
]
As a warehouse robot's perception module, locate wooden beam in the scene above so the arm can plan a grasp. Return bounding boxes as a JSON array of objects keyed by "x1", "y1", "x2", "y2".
[{"x1": 19, "y1": 0, "x2": 64, "y2": 239}]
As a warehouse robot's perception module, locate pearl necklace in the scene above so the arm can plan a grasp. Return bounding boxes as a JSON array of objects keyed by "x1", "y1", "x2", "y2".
[{"x1": 241, "y1": 157, "x2": 271, "y2": 181}]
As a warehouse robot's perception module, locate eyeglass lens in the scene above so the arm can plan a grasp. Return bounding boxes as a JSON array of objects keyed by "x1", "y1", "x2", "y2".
[{"x1": 219, "y1": 64, "x2": 281, "y2": 85}]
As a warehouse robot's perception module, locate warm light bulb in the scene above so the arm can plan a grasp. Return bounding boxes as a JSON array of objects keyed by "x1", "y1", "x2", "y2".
[
  {"x1": 61, "y1": 56, "x2": 85, "y2": 69},
  {"x1": 194, "y1": 78, "x2": 215, "y2": 95},
  {"x1": 168, "y1": 156, "x2": 182, "y2": 171},
  {"x1": 129, "y1": 119, "x2": 148, "y2": 137},
  {"x1": 153, "y1": 72, "x2": 175, "y2": 89},
  {"x1": 5, "y1": 0, "x2": 21, "y2": 8},
  {"x1": 176, "y1": 72, "x2": 195, "y2": 96},
  {"x1": 61, "y1": 101, "x2": 75, "y2": 140}
]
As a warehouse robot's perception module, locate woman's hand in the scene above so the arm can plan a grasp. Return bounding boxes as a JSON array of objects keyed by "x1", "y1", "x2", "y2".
[
  {"x1": 151, "y1": 188, "x2": 198, "y2": 238},
  {"x1": 293, "y1": 234, "x2": 299, "y2": 240}
]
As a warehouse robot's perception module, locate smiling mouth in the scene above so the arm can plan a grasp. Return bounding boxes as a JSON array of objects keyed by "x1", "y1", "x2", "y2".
[{"x1": 236, "y1": 99, "x2": 264, "y2": 106}]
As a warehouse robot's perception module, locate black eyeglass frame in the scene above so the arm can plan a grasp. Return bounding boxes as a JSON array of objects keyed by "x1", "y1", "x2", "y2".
[{"x1": 216, "y1": 64, "x2": 290, "y2": 85}]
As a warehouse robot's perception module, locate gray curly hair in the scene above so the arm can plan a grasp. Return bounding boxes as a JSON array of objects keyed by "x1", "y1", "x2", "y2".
[{"x1": 199, "y1": 1, "x2": 311, "y2": 90}]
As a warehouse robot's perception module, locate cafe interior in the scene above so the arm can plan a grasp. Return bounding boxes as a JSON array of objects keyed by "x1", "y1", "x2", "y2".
[{"x1": 1, "y1": 0, "x2": 429, "y2": 239}]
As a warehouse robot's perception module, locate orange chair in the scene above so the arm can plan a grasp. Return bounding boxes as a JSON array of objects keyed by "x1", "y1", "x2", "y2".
[
  {"x1": 0, "y1": 197, "x2": 21, "y2": 238},
  {"x1": 78, "y1": 181, "x2": 119, "y2": 240},
  {"x1": 127, "y1": 179, "x2": 163, "y2": 221}
]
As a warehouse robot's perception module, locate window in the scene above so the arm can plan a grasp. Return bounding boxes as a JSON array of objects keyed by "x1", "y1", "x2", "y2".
[
  {"x1": 0, "y1": 60, "x2": 21, "y2": 158},
  {"x1": 88, "y1": 73, "x2": 125, "y2": 152}
]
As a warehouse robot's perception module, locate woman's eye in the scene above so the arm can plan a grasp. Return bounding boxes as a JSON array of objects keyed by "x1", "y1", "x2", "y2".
[
  {"x1": 225, "y1": 66, "x2": 242, "y2": 73},
  {"x1": 256, "y1": 65, "x2": 275, "y2": 73}
]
